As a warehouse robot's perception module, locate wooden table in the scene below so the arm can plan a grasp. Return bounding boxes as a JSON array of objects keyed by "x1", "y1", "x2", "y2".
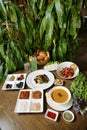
[{"x1": 0, "y1": 70, "x2": 87, "y2": 130}]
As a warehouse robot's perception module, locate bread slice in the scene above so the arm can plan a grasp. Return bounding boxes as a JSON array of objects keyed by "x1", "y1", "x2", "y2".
[{"x1": 70, "y1": 63, "x2": 77, "y2": 71}]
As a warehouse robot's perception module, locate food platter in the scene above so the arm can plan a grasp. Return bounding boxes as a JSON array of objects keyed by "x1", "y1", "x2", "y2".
[
  {"x1": 2, "y1": 73, "x2": 26, "y2": 90},
  {"x1": 14, "y1": 89, "x2": 43, "y2": 113},
  {"x1": 26, "y1": 69, "x2": 55, "y2": 90},
  {"x1": 57, "y1": 61, "x2": 79, "y2": 79}
]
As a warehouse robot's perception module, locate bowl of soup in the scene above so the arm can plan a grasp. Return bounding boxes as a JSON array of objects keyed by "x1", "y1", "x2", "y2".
[{"x1": 50, "y1": 86, "x2": 71, "y2": 105}]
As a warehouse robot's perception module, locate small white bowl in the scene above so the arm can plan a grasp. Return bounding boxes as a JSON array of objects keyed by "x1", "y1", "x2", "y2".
[
  {"x1": 62, "y1": 110, "x2": 75, "y2": 122},
  {"x1": 57, "y1": 61, "x2": 79, "y2": 79},
  {"x1": 54, "y1": 79, "x2": 63, "y2": 86},
  {"x1": 49, "y1": 86, "x2": 71, "y2": 105},
  {"x1": 44, "y1": 108, "x2": 59, "y2": 121}
]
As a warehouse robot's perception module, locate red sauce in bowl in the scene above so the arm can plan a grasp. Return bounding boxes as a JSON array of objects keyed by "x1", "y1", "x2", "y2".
[{"x1": 47, "y1": 111, "x2": 56, "y2": 119}]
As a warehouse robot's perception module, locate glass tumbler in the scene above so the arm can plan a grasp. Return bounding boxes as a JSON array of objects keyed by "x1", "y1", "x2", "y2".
[{"x1": 29, "y1": 56, "x2": 37, "y2": 71}]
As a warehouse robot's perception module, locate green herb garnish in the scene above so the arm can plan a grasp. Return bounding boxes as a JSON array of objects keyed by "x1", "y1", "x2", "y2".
[{"x1": 70, "y1": 72, "x2": 87, "y2": 101}]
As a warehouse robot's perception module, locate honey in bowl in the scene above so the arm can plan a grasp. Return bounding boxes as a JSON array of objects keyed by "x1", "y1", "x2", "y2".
[{"x1": 51, "y1": 88, "x2": 69, "y2": 104}]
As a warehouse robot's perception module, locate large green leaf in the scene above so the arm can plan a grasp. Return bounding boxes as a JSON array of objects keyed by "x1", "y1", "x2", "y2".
[
  {"x1": 58, "y1": 38, "x2": 67, "y2": 59},
  {"x1": 58, "y1": 42, "x2": 63, "y2": 59},
  {"x1": 31, "y1": 0, "x2": 37, "y2": 18},
  {"x1": 40, "y1": 16, "x2": 46, "y2": 40},
  {"x1": 0, "y1": 64, "x2": 3, "y2": 74},
  {"x1": 7, "y1": 2, "x2": 17, "y2": 23},
  {"x1": 42, "y1": 1, "x2": 55, "y2": 50},
  {"x1": 44, "y1": 14, "x2": 54, "y2": 50},
  {"x1": 11, "y1": 41, "x2": 25, "y2": 68},
  {"x1": 46, "y1": 0, "x2": 54, "y2": 14},
  {"x1": 60, "y1": 28, "x2": 65, "y2": 38},
  {"x1": 69, "y1": 6, "x2": 81, "y2": 38},
  {"x1": 39, "y1": 0, "x2": 44, "y2": 10},
  {"x1": 0, "y1": 27, "x2": 2, "y2": 41},
  {"x1": 0, "y1": 44, "x2": 6, "y2": 59},
  {"x1": 64, "y1": 0, "x2": 72, "y2": 15},
  {"x1": 20, "y1": 17, "x2": 26, "y2": 34},
  {"x1": 76, "y1": 0, "x2": 83, "y2": 10},
  {"x1": 61, "y1": 38, "x2": 67, "y2": 54},
  {"x1": 0, "y1": 68, "x2": 3, "y2": 82},
  {"x1": 55, "y1": 0, "x2": 64, "y2": 28},
  {"x1": 52, "y1": 39, "x2": 56, "y2": 61},
  {"x1": 5, "y1": 56, "x2": 16, "y2": 72},
  {"x1": 0, "y1": 0, "x2": 6, "y2": 18}
]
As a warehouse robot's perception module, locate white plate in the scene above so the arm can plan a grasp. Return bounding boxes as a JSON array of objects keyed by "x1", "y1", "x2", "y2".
[
  {"x1": 2, "y1": 73, "x2": 26, "y2": 90},
  {"x1": 14, "y1": 89, "x2": 43, "y2": 113},
  {"x1": 46, "y1": 88, "x2": 73, "y2": 111},
  {"x1": 57, "y1": 61, "x2": 79, "y2": 79},
  {"x1": 47, "y1": 99, "x2": 72, "y2": 111},
  {"x1": 46, "y1": 98, "x2": 72, "y2": 111},
  {"x1": 26, "y1": 69, "x2": 55, "y2": 90},
  {"x1": 44, "y1": 63, "x2": 59, "y2": 71}
]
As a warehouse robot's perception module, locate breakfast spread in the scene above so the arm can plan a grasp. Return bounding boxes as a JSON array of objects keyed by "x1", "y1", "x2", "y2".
[{"x1": 2, "y1": 61, "x2": 81, "y2": 122}]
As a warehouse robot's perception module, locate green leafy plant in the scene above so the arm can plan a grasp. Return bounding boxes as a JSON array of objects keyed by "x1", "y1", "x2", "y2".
[
  {"x1": 39, "y1": 0, "x2": 83, "y2": 61},
  {"x1": 70, "y1": 72, "x2": 87, "y2": 101},
  {"x1": 70, "y1": 72, "x2": 87, "y2": 114},
  {"x1": 0, "y1": 0, "x2": 28, "y2": 82},
  {"x1": 24, "y1": 0, "x2": 83, "y2": 61},
  {"x1": 0, "y1": 0, "x2": 83, "y2": 82}
]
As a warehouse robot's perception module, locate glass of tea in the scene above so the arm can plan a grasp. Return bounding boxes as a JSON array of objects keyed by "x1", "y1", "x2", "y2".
[{"x1": 29, "y1": 56, "x2": 37, "y2": 71}]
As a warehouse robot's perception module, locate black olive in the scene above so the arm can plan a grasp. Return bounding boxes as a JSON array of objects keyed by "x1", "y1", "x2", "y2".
[
  {"x1": 6, "y1": 84, "x2": 12, "y2": 88},
  {"x1": 16, "y1": 82, "x2": 23, "y2": 88}
]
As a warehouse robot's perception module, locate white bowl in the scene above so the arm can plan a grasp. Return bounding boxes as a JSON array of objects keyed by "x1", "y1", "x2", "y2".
[
  {"x1": 57, "y1": 61, "x2": 79, "y2": 79},
  {"x1": 49, "y1": 86, "x2": 71, "y2": 105},
  {"x1": 63, "y1": 110, "x2": 75, "y2": 122},
  {"x1": 44, "y1": 108, "x2": 59, "y2": 121}
]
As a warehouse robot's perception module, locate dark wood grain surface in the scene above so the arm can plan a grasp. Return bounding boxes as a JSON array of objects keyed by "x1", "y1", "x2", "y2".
[{"x1": 0, "y1": 70, "x2": 87, "y2": 130}]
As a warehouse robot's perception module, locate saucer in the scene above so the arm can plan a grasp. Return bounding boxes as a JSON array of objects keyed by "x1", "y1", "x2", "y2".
[{"x1": 46, "y1": 96, "x2": 72, "y2": 111}]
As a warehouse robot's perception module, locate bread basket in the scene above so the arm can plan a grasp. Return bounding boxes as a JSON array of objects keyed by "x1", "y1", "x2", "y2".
[{"x1": 35, "y1": 50, "x2": 50, "y2": 66}]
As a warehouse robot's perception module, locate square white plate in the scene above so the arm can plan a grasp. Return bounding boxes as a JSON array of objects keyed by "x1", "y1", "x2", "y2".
[
  {"x1": 14, "y1": 89, "x2": 43, "y2": 113},
  {"x1": 2, "y1": 73, "x2": 27, "y2": 90}
]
